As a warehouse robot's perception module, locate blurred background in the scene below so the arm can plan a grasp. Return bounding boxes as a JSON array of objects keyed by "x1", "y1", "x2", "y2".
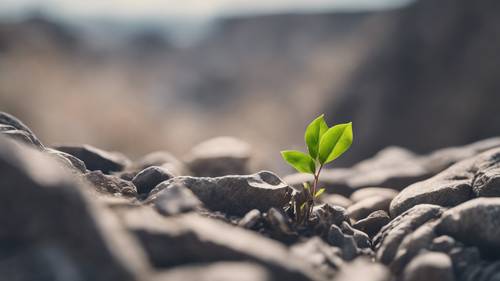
[{"x1": 1, "y1": 0, "x2": 499, "y2": 172}]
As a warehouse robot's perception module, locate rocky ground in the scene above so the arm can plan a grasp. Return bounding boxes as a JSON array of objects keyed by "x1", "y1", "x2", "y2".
[{"x1": 2, "y1": 111, "x2": 500, "y2": 281}]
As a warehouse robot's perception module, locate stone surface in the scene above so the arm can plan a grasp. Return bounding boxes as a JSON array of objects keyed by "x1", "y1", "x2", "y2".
[
  {"x1": 85, "y1": 170, "x2": 137, "y2": 197},
  {"x1": 185, "y1": 137, "x2": 252, "y2": 177},
  {"x1": 321, "y1": 194, "x2": 353, "y2": 209},
  {"x1": 350, "y1": 187, "x2": 398, "y2": 203},
  {"x1": 55, "y1": 144, "x2": 131, "y2": 173},
  {"x1": 152, "y1": 262, "x2": 272, "y2": 281},
  {"x1": 436, "y1": 198, "x2": 500, "y2": 257},
  {"x1": 118, "y1": 207, "x2": 324, "y2": 281},
  {"x1": 151, "y1": 184, "x2": 202, "y2": 216},
  {"x1": 0, "y1": 136, "x2": 150, "y2": 281},
  {"x1": 334, "y1": 258, "x2": 391, "y2": 281},
  {"x1": 130, "y1": 151, "x2": 185, "y2": 177},
  {"x1": 238, "y1": 209, "x2": 263, "y2": 229},
  {"x1": 352, "y1": 210, "x2": 391, "y2": 238},
  {"x1": 149, "y1": 171, "x2": 293, "y2": 216},
  {"x1": 391, "y1": 148, "x2": 500, "y2": 217},
  {"x1": 45, "y1": 147, "x2": 87, "y2": 173},
  {"x1": 132, "y1": 166, "x2": 174, "y2": 195},
  {"x1": 290, "y1": 237, "x2": 343, "y2": 278},
  {"x1": 402, "y1": 252, "x2": 455, "y2": 281},
  {"x1": 374, "y1": 204, "x2": 444, "y2": 265},
  {"x1": 347, "y1": 196, "x2": 392, "y2": 221},
  {"x1": 0, "y1": 111, "x2": 44, "y2": 149}
]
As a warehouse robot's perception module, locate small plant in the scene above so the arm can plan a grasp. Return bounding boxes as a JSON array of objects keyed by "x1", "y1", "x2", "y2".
[{"x1": 281, "y1": 114, "x2": 353, "y2": 225}]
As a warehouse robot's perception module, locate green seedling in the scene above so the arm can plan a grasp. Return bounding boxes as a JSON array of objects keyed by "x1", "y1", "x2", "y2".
[{"x1": 281, "y1": 114, "x2": 353, "y2": 225}]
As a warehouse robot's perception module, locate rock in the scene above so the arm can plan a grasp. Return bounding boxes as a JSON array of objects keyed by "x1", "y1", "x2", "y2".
[
  {"x1": 266, "y1": 207, "x2": 294, "y2": 236},
  {"x1": 290, "y1": 237, "x2": 344, "y2": 278},
  {"x1": 374, "y1": 204, "x2": 444, "y2": 265},
  {"x1": 132, "y1": 166, "x2": 174, "y2": 195},
  {"x1": 238, "y1": 209, "x2": 263, "y2": 229},
  {"x1": 334, "y1": 257, "x2": 391, "y2": 281},
  {"x1": 131, "y1": 151, "x2": 185, "y2": 176},
  {"x1": 0, "y1": 136, "x2": 150, "y2": 281},
  {"x1": 341, "y1": 222, "x2": 371, "y2": 249},
  {"x1": 118, "y1": 207, "x2": 324, "y2": 281},
  {"x1": 390, "y1": 148, "x2": 500, "y2": 217},
  {"x1": 353, "y1": 210, "x2": 391, "y2": 238},
  {"x1": 429, "y1": 236, "x2": 457, "y2": 253},
  {"x1": 185, "y1": 137, "x2": 252, "y2": 177},
  {"x1": 45, "y1": 147, "x2": 87, "y2": 173},
  {"x1": 312, "y1": 203, "x2": 349, "y2": 234},
  {"x1": 327, "y1": 224, "x2": 361, "y2": 261},
  {"x1": 402, "y1": 252, "x2": 455, "y2": 281},
  {"x1": 350, "y1": 187, "x2": 398, "y2": 203},
  {"x1": 321, "y1": 194, "x2": 352, "y2": 208},
  {"x1": 151, "y1": 184, "x2": 201, "y2": 216},
  {"x1": 436, "y1": 197, "x2": 500, "y2": 257},
  {"x1": 0, "y1": 111, "x2": 44, "y2": 149},
  {"x1": 84, "y1": 170, "x2": 137, "y2": 197},
  {"x1": 149, "y1": 171, "x2": 293, "y2": 216},
  {"x1": 55, "y1": 144, "x2": 131, "y2": 173},
  {"x1": 347, "y1": 196, "x2": 392, "y2": 221},
  {"x1": 152, "y1": 262, "x2": 272, "y2": 281}
]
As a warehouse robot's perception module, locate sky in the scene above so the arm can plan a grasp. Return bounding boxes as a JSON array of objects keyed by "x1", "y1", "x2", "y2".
[{"x1": 0, "y1": 0, "x2": 411, "y2": 21}]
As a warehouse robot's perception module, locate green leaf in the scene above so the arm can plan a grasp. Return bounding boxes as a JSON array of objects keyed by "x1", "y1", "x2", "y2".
[
  {"x1": 281, "y1": 150, "x2": 316, "y2": 174},
  {"x1": 318, "y1": 122, "x2": 353, "y2": 164},
  {"x1": 302, "y1": 182, "x2": 310, "y2": 190},
  {"x1": 304, "y1": 114, "x2": 329, "y2": 160},
  {"x1": 314, "y1": 188, "x2": 326, "y2": 198}
]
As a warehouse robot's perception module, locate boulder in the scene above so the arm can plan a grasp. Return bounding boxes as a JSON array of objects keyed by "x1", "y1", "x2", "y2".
[
  {"x1": 55, "y1": 144, "x2": 131, "y2": 173},
  {"x1": 402, "y1": 252, "x2": 455, "y2": 281},
  {"x1": 132, "y1": 166, "x2": 174, "y2": 195},
  {"x1": 148, "y1": 171, "x2": 293, "y2": 216},
  {"x1": 347, "y1": 196, "x2": 392, "y2": 221},
  {"x1": 0, "y1": 136, "x2": 150, "y2": 281},
  {"x1": 436, "y1": 197, "x2": 500, "y2": 257},
  {"x1": 352, "y1": 210, "x2": 391, "y2": 238},
  {"x1": 151, "y1": 184, "x2": 201, "y2": 216},
  {"x1": 185, "y1": 137, "x2": 252, "y2": 177}
]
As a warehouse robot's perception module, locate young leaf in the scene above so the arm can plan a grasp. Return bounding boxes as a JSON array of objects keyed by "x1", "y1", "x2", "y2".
[
  {"x1": 281, "y1": 150, "x2": 316, "y2": 174},
  {"x1": 318, "y1": 122, "x2": 353, "y2": 164},
  {"x1": 304, "y1": 114, "x2": 328, "y2": 160},
  {"x1": 314, "y1": 188, "x2": 326, "y2": 198},
  {"x1": 302, "y1": 182, "x2": 310, "y2": 190}
]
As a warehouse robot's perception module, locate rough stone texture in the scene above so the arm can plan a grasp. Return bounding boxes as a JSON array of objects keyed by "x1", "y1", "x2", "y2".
[
  {"x1": 373, "y1": 204, "x2": 444, "y2": 265},
  {"x1": 352, "y1": 210, "x2": 391, "y2": 238},
  {"x1": 436, "y1": 198, "x2": 500, "y2": 257},
  {"x1": 350, "y1": 187, "x2": 398, "y2": 203},
  {"x1": 347, "y1": 196, "x2": 392, "y2": 221},
  {"x1": 0, "y1": 111, "x2": 44, "y2": 149},
  {"x1": 151, "y1": 184, "x2": 202, "y2": 216},
  {"x1": 334, "y1": 258, "x2": 391, "y2": 281},
  {"x1": 390, "y1": 148, "x2": 500, "y2": 217},
  {"x1": 149, "y1": 171, "x2": 293, "y2": 216},
  {"x1": 132, "y1": 166, "x2": 174, "y2": 195},
  {"x1": 118, "y1": 207, "x2": 325, "y2": 281},
  {"x1": 312, "y1": 203, "x2": 350, "y2": 234},
  {"x1": 402, "y1": 252, "x2": 455, "y2": 281},
  {"x1": 321, "y1": 194, "x2": 352, "y2": 209},
  {"x1": 152, "y1": 262, "x2": 272, "y2": 281},
  {"x1": 55, "y1": 144, "x2": 131, "y2": 174},
  {"x1": 0, "y1": 136, "x2": 150, "y2": 281},
  {"x1": 45, "y1": 147, "x2": 87, "y2": 173},
  {"x1": 290, "y1": 237, "x2": 343, "y2": 278},
  {"x1": 238, "y1": 209, "x2": 263, "y2": 229},
  {"x1": 85, "y1": 170, "x2": 137, "y2": 197},
  {"x1": 185, "y1": 137, "x2": 252, "y2": 177},
  {"x1": 130, "y1": 151, "x2": 185, "y2": 177}
]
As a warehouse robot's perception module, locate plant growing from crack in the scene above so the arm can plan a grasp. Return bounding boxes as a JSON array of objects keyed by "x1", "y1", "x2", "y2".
[{"x1": 281, "y1": 114, "x2": 353, "y2": 225}]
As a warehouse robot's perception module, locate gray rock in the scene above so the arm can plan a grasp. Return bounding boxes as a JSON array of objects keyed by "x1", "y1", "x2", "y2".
[
  {"x1": 266, "y1": 207, "x2": 294, "y2": 235},
  {"x1": 45, "y1": 148, "x2": 87, "y2": 173},
  {"x1": 350, "y1": 187, "x2": 398, "y2": 203},
  {"x1": 131, "y1": 151, "x2": 185, "y2": 176},
  {"x1": 290, "y1": 237, "x2": 344, "y2": 278},
  {"x1": 436, "y1": 197, "x2": 500, "y2": 256},
  {"x1": 334, "y1": 257, "x2": 391, "y2": 281},
  {"x1": 151, "y1": 184, "x2": 201, "y2": 216},
  {"x1": 429, "y1": 235, "x2": 456, "y2": 253},
  {"x1": 185, "y1": 137, "x2": 252, "y2": 177},
  {"x1": 0, "y1": 136, "x2": 150, "y2": 281},
  {"x1": 402, "y1": 252, "x2": 455, "y2": 281},
  {"x1": 353, "y1": 210, "x2": 391, "y2": 238},
  {"x1": 84, "y1": 170, "x2": 137, "y2": 197},
  {"x1": 152, "y1": 262, "x2": 272, "y2": 281},
  {"x1": 0, "y1": 111, "x2": 44, "y2": 149},
  {"x1": 238, "y1": 209, "x2": 263, "y2": 229},
  {"x1": 390, "y1": 148, "x2": 500, "y2": 217},
  {"x1": 312, "y1": 203, "x2": 349, "y2": 233},
  {"x1": 347, "y1": 196, "x2": 392, "y2": 221},
  {"x1": 118, "y1": 207, "x2": 324, "y2": 281},
  {"x1": 132, "y1": 166, "x2": 174, "y2": 195},
  {"x1": 149, "y1": 171, "x2": 293, "y2": 216},
  {"x1": 321, "y1": 194, "x2": 353, "y2": 208},
  {"x1": 327, "y1": 224, "x2": 363, "y2": 261},
  {"x1": 55, "y1": 144, "x2": 131, "y2": 174},
  {"x1": 374, "y1": 204, "x2": 444, "y2": 265}
]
